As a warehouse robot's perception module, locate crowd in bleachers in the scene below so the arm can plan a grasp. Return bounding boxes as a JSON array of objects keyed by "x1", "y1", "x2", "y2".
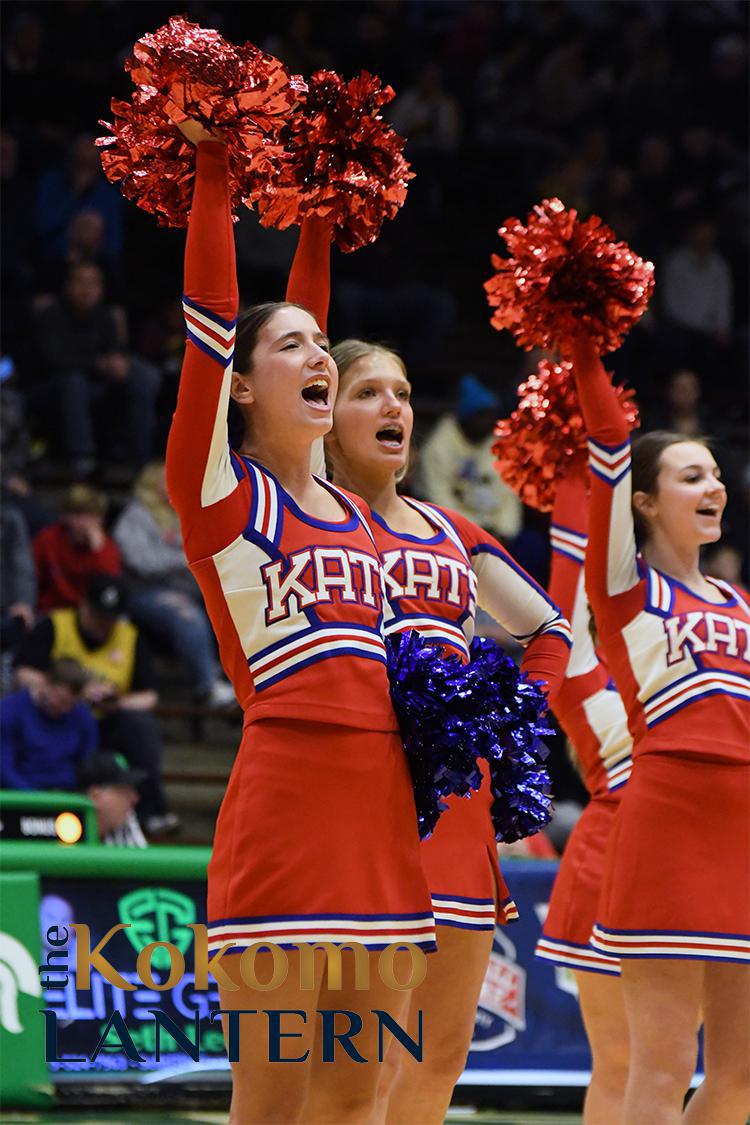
[{"x1": 1, "y1": 0, "x2": 747, "y2": 832}]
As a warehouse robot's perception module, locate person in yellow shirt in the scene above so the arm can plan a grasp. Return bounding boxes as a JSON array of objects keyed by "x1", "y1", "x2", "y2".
[{"x1": 15, "y1": 575, "x2": 177, "y2": 835}]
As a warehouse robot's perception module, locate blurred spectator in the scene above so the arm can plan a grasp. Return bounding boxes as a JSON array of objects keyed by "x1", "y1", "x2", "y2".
[
  {"x1": 651, "y1": 368, "x2": 715, "y2": 438},
  {"x1": 391, "y1": 63, "x2": 462, "y2": 156},
  {"x1": 33, "y1": 484, "x2": 120, "y2": 613},
  {"x1": 112, "y1": 462, "x2": 235, "y2": 707},
  {"x1": 1, "y1": 505, "x2": 36, "y2": 656},
  {"x1": 662, "y1": 216, "x2": 733, "y2": 347},
  {"x1": 703, "y1": 543, "x2": 743, "y2": 585},
  {"x1": 418, "y1": 374, "x2": 522, "y2": 542},
  {"x1": 1, "y1": 657, "x2": 96, "y2": 791},
  {"x1": 27, "y1": 261, "x2": 160, "y2": 473},
  {"x1": 44, "y1": 209, "x2": 126, "y2": 303},
  {"x1": 34, "y1": 134, "x2": 123, "y2": 261},
  {"x1": 0, "y1": 355, "x2": 54, "y2": 535},
  {"x1": 78, "y1": 751, "x2": 147, "y2": 847},
  {"x1": 15, "y1": 575, "x2": 176, "y2": 834}
]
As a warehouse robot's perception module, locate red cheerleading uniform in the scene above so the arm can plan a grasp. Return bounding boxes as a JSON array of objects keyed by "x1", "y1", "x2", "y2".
[
  {"x1": 535, "y1": 467, "x2": 633, "y2": 976},
  {"x1": 165, "y1": 143, "x2": 435, "y2": 954},
  {"x1": 571, "y1": 339, "x2": 750, "y2": 964},
  {"x1": 371, "y1": 499, "x2": 572, "y2": 930}
]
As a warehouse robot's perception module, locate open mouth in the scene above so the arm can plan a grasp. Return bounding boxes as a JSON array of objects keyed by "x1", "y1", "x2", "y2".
[
  {"x1": 376, "y1": 425, "x2": 404, "y2": 449},
  {"x1": 301, "y1": 378, "x2": 330, "y2": 409},
  {"x1": 697, "y1": 506, "x2": 720, "y2": 517}
]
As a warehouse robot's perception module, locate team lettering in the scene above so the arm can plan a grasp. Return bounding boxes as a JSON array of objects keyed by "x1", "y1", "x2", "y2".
[
  {"x1": 664, "y1": 611, "x2": 750, "y2": 665},
  {"x1": 381, "y1": 549, "x2": 477, "y2": 608},
  {"x1": 262, "y1": 548, "x2": 383, "y2": 624}
]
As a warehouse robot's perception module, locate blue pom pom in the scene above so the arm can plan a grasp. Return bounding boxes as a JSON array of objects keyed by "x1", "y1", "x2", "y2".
[{"x1": 387, "y1": 631, "x2": 553, "y2": 843}]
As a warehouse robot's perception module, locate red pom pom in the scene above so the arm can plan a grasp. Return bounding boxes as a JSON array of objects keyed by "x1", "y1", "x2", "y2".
[
  {"x1": 254, "y1": 69, "x2": 414, "y2": 252},
  {"x1": 492, "y1": 360, "x2": 640, "y2": 512},
  {"x1": 484, "y1": 199, "x2": 655, "y2": 353},
  {"x1": 96, "y1": 16, "x2": 301, "y2": 227}
]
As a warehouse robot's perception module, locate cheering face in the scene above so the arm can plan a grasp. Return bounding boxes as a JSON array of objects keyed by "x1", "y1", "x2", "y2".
[
  {"x1": 635, "y1": 442, "x2": 727, "y2": 550},
  {"x1": 232, "y1": 306, "x2": 338, "y2": 442},
  {"x1": 330, "y1": 354, "x2": 413, "y2": 479}
]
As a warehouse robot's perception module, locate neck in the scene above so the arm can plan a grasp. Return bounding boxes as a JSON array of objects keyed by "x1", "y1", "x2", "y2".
[
  {"x1": 642, "y1": 528, "x2": 705, "y2": 587},
  {"x1": 332, "y1": 463, "x2": 402, "y2": 519},
  {"x1": 242, "y1": 432, "x2": 313, "y2": 495}
]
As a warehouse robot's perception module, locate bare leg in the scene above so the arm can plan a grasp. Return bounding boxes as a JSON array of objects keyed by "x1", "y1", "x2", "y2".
[
  {"x1": 218, "y1": 949, "x2": 326, "y2": 1125},
  {"x1": 621, "y1": 959, "x2": 703, "y2": 1125},
  {"x1": 385, "y1": 925, "x2": 494, "y2": 1125},
  {"x1": 574, "y1": 969, "x2": 629, "y2": 1125},
  {"x1": 304, "y1": 947, "x2": 419, "y2": 1125},
  {"x1": 683, "y1": 962, "x2": 750, "y2": 1125}
]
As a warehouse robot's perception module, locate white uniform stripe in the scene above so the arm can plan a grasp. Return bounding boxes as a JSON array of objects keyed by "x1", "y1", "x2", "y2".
[
  {"x1": 251, "y1": 627, "x2": 386, "y2": 674},
  {"x1": 385, "y1": 617, "x2": 468, "y2": 647},
  {"x1": 184, "y1": 316, "x2": 236, "y2": 361},
  {"x1": 551, "y1": 526, "x2": 588, "y2": 551},
  {"x1": 181, "y1": 300, "x2": 237, "y2": 342},
  {"x1": 644, "y1": 671, "x2": 750, "y2": 724}
]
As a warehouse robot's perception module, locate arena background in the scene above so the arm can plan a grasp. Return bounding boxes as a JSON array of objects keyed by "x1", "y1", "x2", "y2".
[{"x1": 1, "y1": 0, "x2": 748, "y2": 1121}]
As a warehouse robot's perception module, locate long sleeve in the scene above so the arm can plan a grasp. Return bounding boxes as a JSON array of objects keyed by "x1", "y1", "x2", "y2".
[
  {"x1": 570, "y1": 337, "x2": 640, "y2": 616},
  {"x1": 165, "y1": 142, "x2": 247, "y2": 562},
  {"x1": 285, "y1": 216, "x2": 332, "y2": 333},
  {"x1": 548, "y1": 465, "x2": 599, "y2": 681},
  {"x1": 285, "y1": 216, "x2": 333, "y2": 477}
]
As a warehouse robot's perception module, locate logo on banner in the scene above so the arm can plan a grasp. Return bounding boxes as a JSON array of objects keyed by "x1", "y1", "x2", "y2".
[
  {"x1": 118, "y1": 888, "x2": 196, "y2": 971},
  {"x1": 0, "y1": 931, "x2": 41, "y2": 1034},
  {"x1": 470, "y1": 927, "x2": 526, "y2": 1051}
]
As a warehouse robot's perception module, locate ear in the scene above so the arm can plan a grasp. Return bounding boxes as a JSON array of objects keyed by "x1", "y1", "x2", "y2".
[
  {"x1": 632, "y1": 489, "x2": 657, "y2": 521},
  {"x1": 230, "y1": 369, "x2": 254, "y2": 406}
]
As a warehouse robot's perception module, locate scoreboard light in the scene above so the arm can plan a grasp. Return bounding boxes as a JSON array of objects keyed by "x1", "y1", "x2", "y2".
[{"x1": 54, "y1": 812, "x2": 83, "y2": 845}]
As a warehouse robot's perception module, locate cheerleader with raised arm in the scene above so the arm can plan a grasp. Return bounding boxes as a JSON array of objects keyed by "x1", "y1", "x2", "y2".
[
  {"x1": 485, "y1": 196, "x2": 749, "y2": 1125},
  {"x1": 163, "y1": 124, "x2": 435, "y2": 1125},
  {"x1": 326, "y1": 339, "x2": 571, "y2": 1124}
]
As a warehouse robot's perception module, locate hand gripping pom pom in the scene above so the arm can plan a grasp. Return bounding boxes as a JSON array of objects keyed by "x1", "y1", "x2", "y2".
[
  {"x1": 96, "y1": 16, "x2": 303, "y2": 227},
  {"x1": 484, "y1": 198, "x2": 655, "y2": 353},
  {"x1": 387, "y1": 632, "x2": 553, "y2": 842},
  {"x1": 493, "y1": 359, "x2": 639, "y2": 511},
  {"x1": 253, "y1": 69, "x2": 414, "y2": 252}
]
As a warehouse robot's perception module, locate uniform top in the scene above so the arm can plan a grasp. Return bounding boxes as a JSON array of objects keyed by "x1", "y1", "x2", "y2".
[
  {"x1": 572, "y1": 341, "x2": 750, "y2": 763},
  {"x1": 370, "y1": 498, "x2": 572, "y2": 698},
  {"x1": 547, "y1": 468, "x2": 632, "y2": 797},
  {"x1": 165, "y1": 143, "x2": 396, "y2": 731}
]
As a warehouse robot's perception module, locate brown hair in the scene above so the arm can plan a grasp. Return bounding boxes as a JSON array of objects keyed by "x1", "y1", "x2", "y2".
[
  {"x1": 631, "y1": 430, "x2": 711, "y2": 540},
  {"x1": 61, "y1": 484, "x2": 107, "y2": 517},
  {"x1": 329, "y1": 339, "x2": 413, "y2": 483},
  {"x1": 331, "y1": 339, "x2": 408, "y2": 383},
  {"x1": 229, "y1": 300, "x2": 311, "y2": 447},
  {"x1": 47, "y1": 657, "x2": 88, "y2": 695}
]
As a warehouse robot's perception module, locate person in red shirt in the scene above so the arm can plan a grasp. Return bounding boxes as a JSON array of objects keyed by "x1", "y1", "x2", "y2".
[{"x1": 33, "y1": 484, "x2": 120, "y2": 612}]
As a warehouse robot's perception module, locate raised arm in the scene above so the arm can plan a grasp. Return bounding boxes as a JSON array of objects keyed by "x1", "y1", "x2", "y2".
[
  {"x1": 285, "y1": 216, "x2": 332, "y2": 333},
  {"x1": 165, "y1": 140, "x2": 247, "y2": 561},
  {"x1": 569, "y1": 337, "x2": 640, "y2": 615},
  {"x1": 549, "y1": 464, "x2": 598, "y2": 681}
]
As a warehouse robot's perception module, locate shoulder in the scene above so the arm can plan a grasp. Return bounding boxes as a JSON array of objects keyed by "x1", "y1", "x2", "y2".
[{"x1": 423, "y1": 503, "x2": 495, "y2": 551}]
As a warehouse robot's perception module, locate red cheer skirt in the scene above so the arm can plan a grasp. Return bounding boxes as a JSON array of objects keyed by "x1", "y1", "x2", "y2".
[{"x1": 207, "y1": 718, "x2": 436, "y2": 953}]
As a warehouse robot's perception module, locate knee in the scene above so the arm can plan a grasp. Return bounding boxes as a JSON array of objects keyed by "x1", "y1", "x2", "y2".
[{"x1": 419, "y1": 1030, "x2": 470, "y2": 1086}]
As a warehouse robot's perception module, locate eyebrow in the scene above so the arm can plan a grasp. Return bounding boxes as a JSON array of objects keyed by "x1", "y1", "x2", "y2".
[
  {"x1": 274, "y1": 330, "x2": 330, "y2": 347},
  {"x1": 679, "y1": 464, "x2": 720, "y2": 473}
]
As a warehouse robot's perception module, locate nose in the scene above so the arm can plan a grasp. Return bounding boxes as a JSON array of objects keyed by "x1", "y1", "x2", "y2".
[{"x1": 383, "y1": 390, "x2": 402, "y2": 414}]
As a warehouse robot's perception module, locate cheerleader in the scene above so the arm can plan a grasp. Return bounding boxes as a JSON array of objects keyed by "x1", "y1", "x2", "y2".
[
  {"x1": 165, "y1": 123, "x2": 435, "y2": 1125},
  {"x1": 569, "y1": 335, "x2": 750, "y2": 1125},
  {"x1": 325, "y1": 339, "x2": 572, "y2": 1124},
  {"x1": 533, "y1": 460, "x2": 633, "y2": 1123}
]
